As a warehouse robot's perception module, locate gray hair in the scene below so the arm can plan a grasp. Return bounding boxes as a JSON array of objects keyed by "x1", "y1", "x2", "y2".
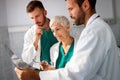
[{"x1": 50, "y1": 16, "x2": 70, "y2": 28}]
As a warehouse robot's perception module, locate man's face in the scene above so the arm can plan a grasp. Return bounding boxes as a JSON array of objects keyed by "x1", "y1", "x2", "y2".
[
  {"x1": 28, "y1": 7, "x2": 46, "y2": 28},
  {"x1": 66, "y1": 0, "x2": 85, "y2": 25}
]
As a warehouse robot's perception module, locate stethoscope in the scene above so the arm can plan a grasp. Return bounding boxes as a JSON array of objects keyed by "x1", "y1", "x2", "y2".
[{"x1": 88, "y1": 15, "x2": 100, "y2": 25}]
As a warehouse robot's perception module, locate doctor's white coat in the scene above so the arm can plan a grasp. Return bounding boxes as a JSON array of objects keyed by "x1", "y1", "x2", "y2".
[
  {"x1": 22, "y1": 25, "x2": 41, "y2": 69},
  {"x1": 40, "y1": 14, "x2": 120, "y2": 80}
]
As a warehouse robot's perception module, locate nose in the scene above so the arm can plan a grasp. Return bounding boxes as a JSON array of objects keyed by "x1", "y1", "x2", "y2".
[
  {"x1": 33, "y1": 17, "x2": 38, "y2": 24},
  {"x1": 53, "y1": 31, "x2": 58, "y2": 38},
  {"x1": 53, "y1": 32, "x2": 57, "y2": 37},
  {"x1": 68, "y1": 11, "x2": 72, "y2": 17}
]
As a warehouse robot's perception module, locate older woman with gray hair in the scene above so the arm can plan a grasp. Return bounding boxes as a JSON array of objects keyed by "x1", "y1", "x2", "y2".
[{"x1": 41, "y1": 16, "x2": 77, "y2": 70}]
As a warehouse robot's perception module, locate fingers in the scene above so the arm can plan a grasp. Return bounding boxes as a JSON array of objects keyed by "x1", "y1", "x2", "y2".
[
  {"x1": 15, "y1": 68, "x2": 40, "y2": 80},
  {"x1": 40, "y1": 61, "x2": 55, "y2": 70},
  {"x1": 33, "y1": 28, "x2": 43, "y2": 50},
  {"x1": 40, "y1": 61, "x2": 49, "y2": 70},
  {"x1": 15, "y1": 68, "x2": 31, "y2": 80},
  {"x1": 35, "y1": 28, "x2": 43, "y2": 36},
  {"x1": 14, "y1": 68, "x2": 23, "y2": 79},
  {"x1": 41, "y1": 60, "x2": 48, "y2": 66}
]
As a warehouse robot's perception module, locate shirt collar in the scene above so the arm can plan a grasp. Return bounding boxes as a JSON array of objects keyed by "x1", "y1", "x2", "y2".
[{"x1": 86, "y1": 13, "x2": 99, "y2": 27}]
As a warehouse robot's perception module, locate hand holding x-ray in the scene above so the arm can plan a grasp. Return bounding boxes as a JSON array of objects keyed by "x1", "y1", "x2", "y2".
[
  {"x1": 11, "y1": 55, "x2": 34, "y2": 69},
  {"x1": 5, "y1": 44, "x2": 36, "y2": 70}
]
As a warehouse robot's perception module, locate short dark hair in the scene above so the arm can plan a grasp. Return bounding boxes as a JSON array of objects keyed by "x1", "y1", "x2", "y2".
[
  {"x1": 74, "y1": 0, "x2": 84, "y2": 7},
  {"x1": 88, "y1": 0, "x2": 96, "y2": 9},
  {"x1": 65, "y1": 0, "x2": 96, "y2": 9},
  {"x1": 26, "y1": 0, "x2": 45, "y2": 13}
]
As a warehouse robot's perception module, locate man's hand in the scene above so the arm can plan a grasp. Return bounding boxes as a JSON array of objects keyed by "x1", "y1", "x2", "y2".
[
  {"x1": 15, "y1": 67, "x2": 40, "y2": 80},
  {"x1": 33, "y1": 27, "x2": 43, "y2": 50}
]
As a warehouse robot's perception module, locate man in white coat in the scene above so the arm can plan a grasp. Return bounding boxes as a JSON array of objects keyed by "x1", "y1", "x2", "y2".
[
  {"x1": 15, "y1": 0, "x2": 120, "y2": 80},
  {"x1": 22, "y1": 0, "x2": 57, "y2": 69}
]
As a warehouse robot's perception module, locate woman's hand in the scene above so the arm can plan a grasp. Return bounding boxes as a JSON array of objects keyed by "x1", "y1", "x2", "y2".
[{"x1": 40, "y1": 61, "x2": 55, "y2": 71}]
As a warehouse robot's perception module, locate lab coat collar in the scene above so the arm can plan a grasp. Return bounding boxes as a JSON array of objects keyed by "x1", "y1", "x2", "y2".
[{"x1": 86, "y1": 13, "x2": 100, "y2": 27}]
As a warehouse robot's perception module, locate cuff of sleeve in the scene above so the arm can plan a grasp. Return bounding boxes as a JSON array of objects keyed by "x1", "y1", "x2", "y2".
[{"x1": 39, "y1": 70, "x2": 59, "y2": 80}]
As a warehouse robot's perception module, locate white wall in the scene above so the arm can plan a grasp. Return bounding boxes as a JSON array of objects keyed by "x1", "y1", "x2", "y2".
[
  {"x1": 6, "y1": 0, "x2": 32, "y2": 26},
  {"x1": 96, "y1": 0, "x2": 114, "y2": 23},
  {"x1": 0, "y1": 0, "x2": 18, "y2": 79},
  {"x1": 0, "y1": 27, "x2": 17, "y2": 80},
  {"x1": 110, "y1": 0, "x2": 120, "y2": 46},
  {"x1": 0, "y1": 0, "x2": 7, "y2": 27},
  {"x1": 6, "y1": 0, "x2": 115, "y2": 27},
  {"x1": 115, "y1": 0, "x2": 120, "y2": 17}
]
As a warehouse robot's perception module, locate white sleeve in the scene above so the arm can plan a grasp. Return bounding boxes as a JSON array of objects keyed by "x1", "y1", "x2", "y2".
[
  {"x1": 22, "y1": 27, "x2": 40, "y2": 64},
  {"x1": 50, "y1": 42, "x2": 59, "y2": 67}
]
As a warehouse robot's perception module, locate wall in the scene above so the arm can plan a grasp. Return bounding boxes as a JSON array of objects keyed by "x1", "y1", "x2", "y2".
[
  {"x1": 0, "y1": 27, "x2": 18, "y2": 80},
  {"x1": 6, "y1": 0, "x2": 115, "y2": 26},
  {"x1": 0, "y1": 0, "x2": 7, "y2": 27},
  {"x1": 110, "y1": 0, "x2": 120, "y2": 46},
  {"x1": 96, "y1": 0, "x2": 114, "y2": 23},
  {"x1": 6, "y1": 0, "x2": 32, "y2": 26},
  {"x1": 0, "y1": 0, "x2": 18, "y2": 79}
]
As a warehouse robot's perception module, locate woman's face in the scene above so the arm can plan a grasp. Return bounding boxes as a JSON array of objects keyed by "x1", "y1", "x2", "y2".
[{"x1": 51, "y1": 22, "x2": 70, "y2": 42}]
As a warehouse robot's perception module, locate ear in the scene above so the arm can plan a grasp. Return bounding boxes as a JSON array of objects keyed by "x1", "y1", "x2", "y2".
[
  {"x1": 82, "y1": 0, "x2": 90, "y2": 12},
  {"x1": 66, "y1": 24, "x2": 70, "y2": 31},
  {"x1": 44, "y1": 10, "x2": 47, "y2": 16}
]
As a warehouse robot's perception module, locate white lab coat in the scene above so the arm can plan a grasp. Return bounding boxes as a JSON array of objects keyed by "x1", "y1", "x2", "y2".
[
  {"x1": 22, "y1": 25, "x2": 41, "y2": 69},
  {"x1": 21, "y1": 25, "x2": 76, "y2": 69},
  {"x1": 50, "y1": 39, "x2": 77, "y2": 67},
  {"x1": 40, "y1": 13, "x2": 120, "y2": 80}
]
